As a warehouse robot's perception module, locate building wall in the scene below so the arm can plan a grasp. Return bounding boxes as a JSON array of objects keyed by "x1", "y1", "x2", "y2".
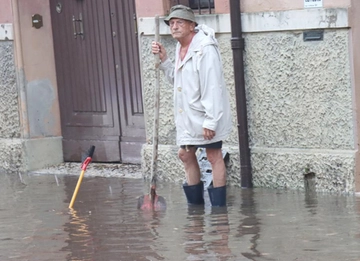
[
  {"x1": 0, "y1": 0, "x2": 13, "y2": 23},
  {"x1": 349, "y1": 0, "x2": 360, "y2": 192},
  {"x1": 0, "y1": 0, "x2": 22, "y2": 171},
  {"x1": 0, "y1": 0, "x2": 16, "y2": 136},
  {"x1": 246, "y1": 26, "x2": 354, "y2": 192},
  {"x1": 137, "y1": 1, "x2": 358, "y2": 193},
  {"x1": 0, "y1": 41, "x2": 19, "y2": 139},
  {"x1": 136, "y1": 0, "x2": 352, "y2": 16},
  {"x1": 0, "y1": 0, "x2": 63, "y2": 172},
  {"x1": 17, "y1": 0, "x2": 61, "y2": 138},
  {"x1": 216, "y1": 0, "x2": 351, "y2": 13},
  {"x1": 0, "y1": 35, "x2": 23, "y2": 171}
]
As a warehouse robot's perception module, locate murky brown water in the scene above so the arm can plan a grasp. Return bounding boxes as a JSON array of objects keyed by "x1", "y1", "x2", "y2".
[{"x1": 0, "y1": 173, "x2": 360, "y2": 261}]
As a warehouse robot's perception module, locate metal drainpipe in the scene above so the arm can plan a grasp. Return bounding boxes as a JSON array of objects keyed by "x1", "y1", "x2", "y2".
[
  {"x1": 229, "y1": 0, "x2": 252, "y2": 188},
  {"x1": 11, "y1": 0, "x2": 30, "y2": 139}
]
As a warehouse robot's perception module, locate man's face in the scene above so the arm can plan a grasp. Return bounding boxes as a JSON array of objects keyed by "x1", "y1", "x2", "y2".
[{"x1": 169, "y1": 18, "x2": 194, "y2": 40}]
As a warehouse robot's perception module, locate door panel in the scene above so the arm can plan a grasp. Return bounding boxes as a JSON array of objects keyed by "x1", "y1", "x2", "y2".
[
  {"x1": 109, "y1": 0, "x2": 145, "y2": 162},
  {"x1": 50, "y1": 0, "x2": 145, "y2": 163}
]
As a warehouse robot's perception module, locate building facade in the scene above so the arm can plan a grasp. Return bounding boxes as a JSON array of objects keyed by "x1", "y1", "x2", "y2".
[{"x1": 0, "y1": 0, "x2": 359, "y2": 193}]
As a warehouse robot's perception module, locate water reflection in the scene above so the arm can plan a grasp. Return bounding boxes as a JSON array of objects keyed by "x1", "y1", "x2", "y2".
[
  {"x1": 183, "y1": 202, "x2": 234, "y2": 260},
  {"x1": 304, "y1": 189, "x2": 318, "y2": 216},
  {"x1": 184, "y1": 205, "x2": 206, "y2": 258},
  {"x1": 62, "y1": 209, "x2": 93, "y2": 261},
  {"x1": 237, "y1": 189, "x2": 263, "y2": 260},
  {"x1": 62, "y1": 176, "x2": 167, "y2": 260},
  {"x1": 1, "y1": 173, "x2": 360, "y2": 260},
  {"x1": 207, "y1": 207, "x2": 233, "y2": 260},
  {"x1": 0, "y1": 173, "x2": 69, "y2": 260},
  {"x1": 356, "y1": 196, "x2": 360, "y2": 239}
]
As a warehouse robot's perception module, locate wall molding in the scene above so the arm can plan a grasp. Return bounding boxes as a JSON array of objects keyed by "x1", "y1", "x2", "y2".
[
  {"x1": 138, "y1": 8, "x2": 349, "y2": 35},
  {"x1": 0, "y1": 23, "x2": 13, "y2": 40},
  {"x1": 251, "y1": 147, "x2": 355, "y2": 156}
]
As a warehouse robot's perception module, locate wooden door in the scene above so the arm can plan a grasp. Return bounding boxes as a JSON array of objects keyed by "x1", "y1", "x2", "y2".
[{"x1": 50, "y1": 0, "x2": 145, "y2": 163}]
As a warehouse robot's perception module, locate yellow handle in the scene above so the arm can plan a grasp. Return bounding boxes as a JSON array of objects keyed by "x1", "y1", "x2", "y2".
[{"x1": 69, "y1": 169, "x2": 86, "y2": 208}]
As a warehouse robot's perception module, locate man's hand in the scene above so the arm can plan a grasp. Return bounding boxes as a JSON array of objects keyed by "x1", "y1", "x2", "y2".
[
  {"x1": 203, "y1": 128, "x2": 215, "y2": 140},
  {"x1": 151, "y1": 41, "x2": 168, "y2": 63}
]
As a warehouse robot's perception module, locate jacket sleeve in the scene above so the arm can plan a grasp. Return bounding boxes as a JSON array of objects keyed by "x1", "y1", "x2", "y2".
[
  {"x1": 197, "y1": 45, "x2": 225, "y2": 131},
  {"x1": 159, "y1": 58, "x2": 175, "y2": 85}
]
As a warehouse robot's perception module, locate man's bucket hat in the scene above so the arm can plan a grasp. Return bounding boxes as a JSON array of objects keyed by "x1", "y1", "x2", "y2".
[{"x1": 164, "y1": 5, "x2": 198, "y2": 26}]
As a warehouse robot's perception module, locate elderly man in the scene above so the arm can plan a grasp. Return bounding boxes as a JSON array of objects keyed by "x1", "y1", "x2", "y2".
[{"x1": 151, "y1": 5, "x2": 232, "y2": 207}]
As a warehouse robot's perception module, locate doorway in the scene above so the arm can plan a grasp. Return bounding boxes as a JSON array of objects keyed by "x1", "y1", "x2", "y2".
[{"x1": 50, "y1": 0, "x2": 145, "y2": 163}]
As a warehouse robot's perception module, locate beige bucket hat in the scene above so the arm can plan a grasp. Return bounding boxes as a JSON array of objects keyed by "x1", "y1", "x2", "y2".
[{"x1": 164, "y1": 5, "x2": 198, "y2": 26}]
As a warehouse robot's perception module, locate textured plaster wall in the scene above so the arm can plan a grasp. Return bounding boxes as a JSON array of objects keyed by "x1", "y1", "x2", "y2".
[
  {"x1": 246, "y1": 29, "x2": 354, "y2": 192},
  {"x1": 350, "y1": 0, "x2": 360, "y2": 192},
  {"x1": 0, "y1": 41, "x2": 23, "y2": 172},
  {"x1": 246, "y1": 30, "x2": 352, "y2": 150},
  {"x1": 0, "y1": 42, "x2": 20, "y2": 138},
  {"x1": 140, "y1": 27, "x2": 355, "y2": 193},
  {"x1": 251, "y1": 150, "x2": 355, "y2": 193}
]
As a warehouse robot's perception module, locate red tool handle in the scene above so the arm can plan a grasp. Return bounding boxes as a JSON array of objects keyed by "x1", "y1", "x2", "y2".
[{"x1": 81, "y1": 145, "x2": 95, "y2": 170}]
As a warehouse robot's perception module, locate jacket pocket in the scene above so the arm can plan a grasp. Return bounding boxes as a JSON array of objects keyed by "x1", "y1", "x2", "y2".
[{"x1": 184, "y1": 107, "x2": 205, "y2": 138}]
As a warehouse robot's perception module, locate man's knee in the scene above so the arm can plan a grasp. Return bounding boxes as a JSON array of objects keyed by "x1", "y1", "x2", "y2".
[
  {"x1": 178, "y1": 148, "x2": 186, "y2": 162},
  {"x1": 206, "y1": 148, "x2": 223, "y2": 164},
  {"x1": 178, "y1": 147, "x2": 196, "y2": 163}
]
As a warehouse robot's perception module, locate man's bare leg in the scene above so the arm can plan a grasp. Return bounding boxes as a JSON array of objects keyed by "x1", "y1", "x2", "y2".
[
  {"x1": 206, "y1": 147, "x2": 227, "y2": 206},
  {"x1": 179, "y1": 146, "x2": 204, "y2": 205},
  {"x1": 206, "y1": 148, "x2": 226, "y2": 187},
  {"x1": 178, "y1": 146, "x2": 201, "y2": 185}
]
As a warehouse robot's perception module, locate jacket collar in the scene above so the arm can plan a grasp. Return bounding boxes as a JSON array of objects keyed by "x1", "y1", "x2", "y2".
[{"x1": 176, "y1": 25, "x2": 218, "y2": 68}]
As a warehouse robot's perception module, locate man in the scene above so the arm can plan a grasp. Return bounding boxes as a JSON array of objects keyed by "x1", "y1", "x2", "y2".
[{"x1": 151, "y1": 5, "x2": 232, "y2": 207}]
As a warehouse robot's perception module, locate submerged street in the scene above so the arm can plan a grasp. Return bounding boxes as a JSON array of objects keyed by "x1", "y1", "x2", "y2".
[{"x1": 0, "y1": 165, "x2": 360, "y2": 261}]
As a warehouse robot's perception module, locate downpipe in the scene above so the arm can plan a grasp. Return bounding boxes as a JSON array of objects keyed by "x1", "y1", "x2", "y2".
[{"x1": 229, "y1": 0, "x2": 252, "y2": 188}]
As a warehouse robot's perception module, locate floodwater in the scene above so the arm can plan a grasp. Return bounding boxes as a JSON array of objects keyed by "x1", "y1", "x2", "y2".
[{"x1": 1, "y1": 173, "x2": 360, "y2": 261}]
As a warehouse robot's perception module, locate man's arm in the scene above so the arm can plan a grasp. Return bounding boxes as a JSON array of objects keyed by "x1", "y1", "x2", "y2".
[{"x1": 152, "y1": 41, "x2": 174, "y2": 84}]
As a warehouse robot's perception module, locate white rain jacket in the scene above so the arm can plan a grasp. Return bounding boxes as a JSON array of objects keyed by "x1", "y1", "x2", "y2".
[{"x1": 159, "y1": 24, "x2": 232, "y2": 146}]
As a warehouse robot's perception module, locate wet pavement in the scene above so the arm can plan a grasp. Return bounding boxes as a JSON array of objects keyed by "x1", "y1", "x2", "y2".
[{"x1": 1, "y1": 165, "x2": 360, "y2": 261}]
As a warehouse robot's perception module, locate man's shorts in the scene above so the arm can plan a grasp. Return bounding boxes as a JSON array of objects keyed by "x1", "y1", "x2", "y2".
[{"x1": 180, "y1": 141, "x2": 222, "y2": 150}]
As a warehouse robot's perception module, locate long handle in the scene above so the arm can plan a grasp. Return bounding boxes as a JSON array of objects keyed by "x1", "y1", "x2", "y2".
[
  {"x1": 69, "y1": 169, "x2": 86, "y2": 208},
  {"x1": 151, "y1": 15, "x2": 160, "y2": 186},
  {"x1": 69, "y1": 146, "x2": 95, "y2": 208}
]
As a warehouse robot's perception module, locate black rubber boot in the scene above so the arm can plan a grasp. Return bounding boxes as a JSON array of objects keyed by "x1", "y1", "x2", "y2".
[
  {"x1": 207, "y1": 185, "x2": 226, "y2": 207},
  {"x1": 183, "y1": 182, "x2": 205, "y2": 205}
]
